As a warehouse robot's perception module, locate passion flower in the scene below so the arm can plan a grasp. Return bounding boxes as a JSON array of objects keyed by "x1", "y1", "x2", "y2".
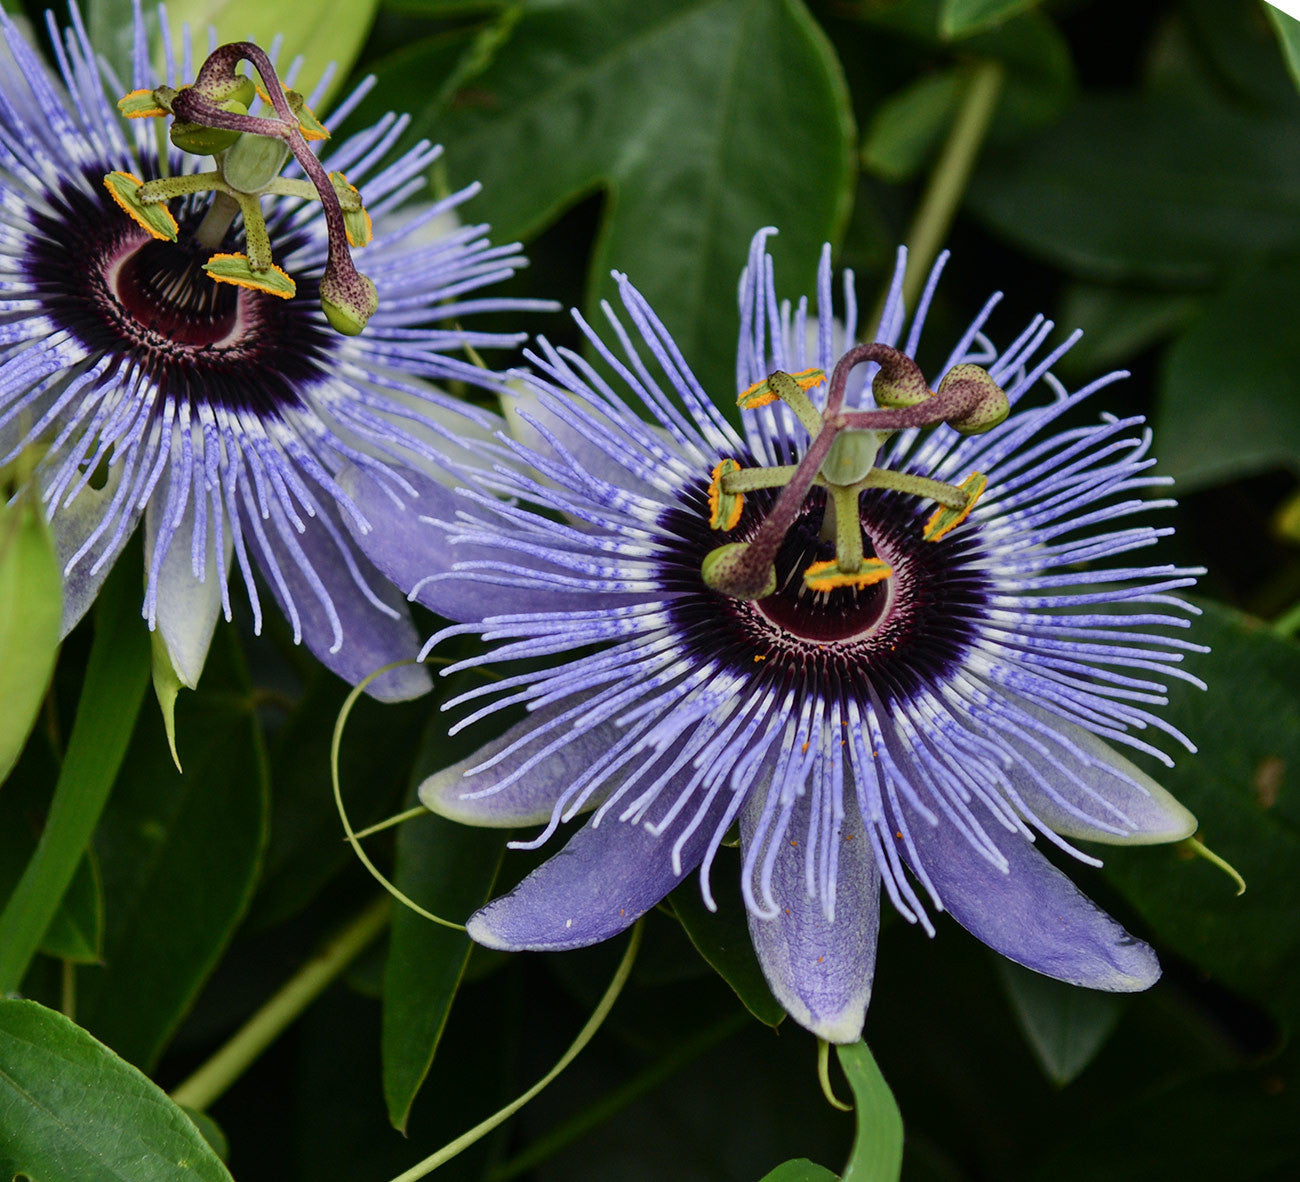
[
  {"x1": 346, "y1": 228, "x2": 1204, "y2": 1042},
  {"x1": 0, "y1": 4, "x2": 545, "y2": 697}
]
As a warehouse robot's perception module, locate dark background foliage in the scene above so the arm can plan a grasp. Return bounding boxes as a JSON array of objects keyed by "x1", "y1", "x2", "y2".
[{"x1": 3, "y1": 1, "x2": 1299, "y2": 1179}]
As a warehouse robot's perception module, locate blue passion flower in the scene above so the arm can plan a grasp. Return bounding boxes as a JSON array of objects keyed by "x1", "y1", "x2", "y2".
[
  {"x1": 347, "y1": 229, "x2": 1204, "y2": 1041},
  {"x1": 0, "y1": 4, "x2": 546, "y2": 698}
]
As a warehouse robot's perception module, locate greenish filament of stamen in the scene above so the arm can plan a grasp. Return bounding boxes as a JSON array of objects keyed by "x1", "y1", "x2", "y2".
[
  {"x1": 857, "y1": 467, "x2": 969, "y2": 510},
  {"x1": 720, "y1": 464, "x2": 799, "y2": 494}
]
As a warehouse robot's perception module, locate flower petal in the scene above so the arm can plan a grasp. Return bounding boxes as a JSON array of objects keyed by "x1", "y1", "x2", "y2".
[
  {"x1": 45, "y1": 461, "x2": 141, "y2": 636},
  {"x1": 467, "y1": 788, "x2": 735, "y2": 952},
  {"x1": 144, "y1": 492, "x2": 225, "y2": 689},
  {"x1": 741, "y1": 786, "x2": 880, "y2": 1043},
  {"x1": 242, "y1": 501, "x2": 431, "y2": 702},
  {"x1": 997, "y1": 701, "x2": 1197, "y2": 845},
  {"x1": 893, "y1": 797, "x2": 1160, "y2": 991},
  {"x1": 336, "y1": 464, "x2": 593, "y2": 623},
  {"x1": 420, "y1": 708, "x2": 621, "y2": 827}
]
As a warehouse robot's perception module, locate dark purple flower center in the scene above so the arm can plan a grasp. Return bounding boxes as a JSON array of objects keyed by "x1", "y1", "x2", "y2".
[
  {"x1": 662, "y1": 475, "x2": 991, "y2": 703},
  {"x1": 25, "y1": 170, "x2": 333, "y2": 420}
]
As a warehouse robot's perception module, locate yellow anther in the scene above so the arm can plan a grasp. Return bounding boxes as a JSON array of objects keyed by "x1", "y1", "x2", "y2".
[
  {"x1": 117, "y1": 89, "x2": 167, "y2": 118},
  {"x1": 102, "y1": 172, "x2": 178, "y2": 241},
  {"x1": 203, "y1": 253, "x2": 296, "y2": 299},
  {"x1": 254, "y1": 84, "x2": 329, "y2": 140},
  {"x1": 707, "y1": 459, "x2": 744, "y2": 531},
  {"x1": 922, "y1": 472, "x2": 987, "y2": 542},
  {"x1": 737, "y1": 367, "x2": 825, "y2": 410},
  {"x1": 803, "y1": 557, "x2": 893, "y2": 592}
]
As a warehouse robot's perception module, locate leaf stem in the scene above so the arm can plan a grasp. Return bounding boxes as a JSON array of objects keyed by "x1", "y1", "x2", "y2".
[
  {"x1": 169, "y1": 895, "x2": 391, "y2": 1111},
  {"x1": 894, "y1": 58, "x2": 1005, "y2": 316},
  {"x1": 388, "y1": 921, "x2": 644, "y2": 1182}
]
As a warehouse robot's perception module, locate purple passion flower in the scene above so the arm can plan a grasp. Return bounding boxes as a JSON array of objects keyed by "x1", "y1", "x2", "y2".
[
  {"x1": 346, "y1": 229, "x2": 1203, "y2": 1042},
  {"x1": 0, "y1": 4, "x2": 545, "y2": 699}
]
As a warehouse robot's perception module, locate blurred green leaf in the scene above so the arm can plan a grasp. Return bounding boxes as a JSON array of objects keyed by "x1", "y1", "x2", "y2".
[
  {"x1": 39, "y1": 849, "x2": 104, "y2": 964},
  {"x1": 382, "y1": 806, "x2": 506, "y2": 1131},
  {"x1": 861, "y1": 12, "x2": 1070, "y2": 182},
  {"x1": 430, "y1": 0, "x2": 856, "y2": 398},
  {"x1": 0, "y1": 999, "x2": 233, "y2": 1181},
  {"x1": 347, "y1": 15, "x2": 517, "y2": 148},
  {"x1": 0, "y1": 490, "x2": 61, "y2": 785},
  {"x1": 86, "y1": 0, "x2": 146, "y2": 81},
  {"x1": 969, "y1": 94, "x2": 1300, "y2": 282},
  {"x1": 1155, "y1": 258, "x2": 1300, "y2": 488},
  {"x1": 76, "y1": 630, "x2": 269, "y2": 1069},
  {"x1": 1266, "y1": 1, "x2": 1300, "y2": 93},
  {"x1": 1185, "y1": 0, "x2": 1300, "y2": 112},
  {"x1": 162, "y1": 0, "x2": 381, "y2": 103},
  {"x1": 1024, "y1": 1043, "x2": 1300, "y2": 1182},
  {"x1": 862, "y1": 69, "x2": 963, "y2": 181},
  {"x1": 759, "y1": 1159, "x2": 841, "y2": 1181},
  {"x1": 1103, "y1": 599, "x2": 1300, "y2": 1030},
  {"x1": 995, "y1": 958, "x2": 1126, "y2": 1087},
  {"x1": 0, "y1": 563, "x2": 149, "y2": 994},
  {"x1": 940, "y1": 0, "x2": 1037, "y2": 40},
  {"x1": 836, "y1": 1040, "x2": 903, "y2": 1182},
  {"x1": 670, "y1": 864, "x2": 786, "y2": 1028},
  {"x1": 1055, "y1": 281, "x2": 1200, "y2": 380}
]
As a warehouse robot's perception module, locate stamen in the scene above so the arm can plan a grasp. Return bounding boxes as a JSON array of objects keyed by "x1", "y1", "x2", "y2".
[
  {"x1": 923, "y1": 472, "x2": 987, "y2": 542},
  {"x1": 707, "y1": 459, "x2": 743, "y2": 531},
  {"x1": 103, "y1": 172, "x2": 178, "y2": 241},
  {"x1": 803, "y1": 558, "x2": 892, "y2": 592}
]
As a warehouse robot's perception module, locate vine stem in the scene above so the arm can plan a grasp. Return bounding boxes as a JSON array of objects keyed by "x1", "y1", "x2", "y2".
[
  {"x1": 870, "y1": 58, "x2": 1005, "y2": 334},
  {"x1": 387, "y1": 921, "x2": 644, "y2": 1182},
  {"x1": 170, "y1": 895, "x2": 392, "y2": 1112}
]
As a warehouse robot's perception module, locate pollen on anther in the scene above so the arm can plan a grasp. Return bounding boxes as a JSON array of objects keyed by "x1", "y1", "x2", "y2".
[{"x1": 707, "y1": 459, "x2": 743, "y2": 530}]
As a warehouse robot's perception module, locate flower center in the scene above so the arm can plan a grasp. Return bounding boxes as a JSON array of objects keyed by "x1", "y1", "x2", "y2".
[
  {"x1": 111, "y1": 238, "x2": 242, "y2": 349},
  {"x1": 753, "y1": 504, "x2": 893, "y2": 644},
  {"x1": 27, "y1": 173, "x2": 332, "y2": 419}
]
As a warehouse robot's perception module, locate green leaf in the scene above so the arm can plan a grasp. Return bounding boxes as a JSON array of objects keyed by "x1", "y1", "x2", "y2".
[
  {"x1": 0, "y1": 561, "x2": 150, "y2": 994},
  {"x1": 0, "y1": 999, "x2": 233, "y2": 1181},
  {"x1": 381, "y1": 806, "x2": 506, "y2": 1131},
  {"x1": 1266, "y1": 0, "x2": 1300, "y2": 94},
  {"x1": 759, "y1": 1159, "x2": 841, "y2": 1182},
  {"x1": 969, "y1": 94, "x2": 1300, "y2": 282},
  {"x1": 76, "y1": 629, "x2": 269, "y2": 1069},
  {"x1": 836, "y1": 1041, "x2": 903, "y2": 1182},
  {"x1": 162, "y1": 0, "x2": 382, "y2": 104},
  {"x1": 995, "y1": 958, "x2": 1126, "y2": 1086},
  {"x1": 1101, "y1": 600, "x2": 1300, "y2": 1030},
  {"x1": 0, "y1": 490, "x2": 62, "y2": 785},
  {"x1": 670, "y1": 863, "x2": 786, "y2": 1028},
  {"x1": 39, "y1": 850, "x2": 104, "y2": 965},
  {"x1": 862, "y1": 69, "x2": 964, "y2": 181},
  {"x1": 1055, "y1": 282, "x2": 1200, "y2": 380},
  {"x1": 940, "y1": 0, "x2": 1037, "y2": 40},
  {"x1": 429, "y1": 0, "x2": 856, "y2": 400},
  {"x1": 1155, "y1": 259, "x2": 1300, "y2": 489}
]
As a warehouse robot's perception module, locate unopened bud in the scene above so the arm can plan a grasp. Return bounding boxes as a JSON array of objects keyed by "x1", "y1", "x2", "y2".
[
  {"x1": 701, "y1": 542, "x2": 776, "y2": 601},
  {"x1": 321, "y1": 268, "x2": 378, "y2": 336},
  {"x1": 937, "y1": 364, "x2": 1009, "y2": 435}
]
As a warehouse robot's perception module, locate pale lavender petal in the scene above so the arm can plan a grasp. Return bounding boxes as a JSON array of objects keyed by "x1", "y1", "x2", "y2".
[
  {"x1": 467, "y1": 787, "x2": 735, "y2": 951},
  {"x1": 893, "y1": 797, "x2": 1160, "y2": 991},
  {"x1": 741, "y1": 786, "x2": 880, "y2": 1043},
  {"x1": 996, "y1": 700, "x2": 1197, "y2": 845},
  {"x1": 420, "y1": 708, "x2": 621, "y2": 826},
  {"x1": 336, "y1": 464, "x2": 595, "y2": 622},
  {"x1": 242, "y1": 501, "x2": 431, "y2": 702}
]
